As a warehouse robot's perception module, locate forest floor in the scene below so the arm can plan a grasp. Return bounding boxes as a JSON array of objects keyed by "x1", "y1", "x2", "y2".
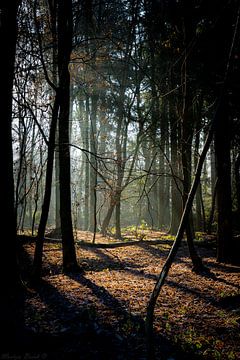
[{"x1": 19, "y1": 230, "x2": 240, "y2": 360}]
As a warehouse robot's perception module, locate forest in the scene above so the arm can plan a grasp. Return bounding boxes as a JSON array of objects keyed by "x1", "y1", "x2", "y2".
[{"x1": 1, "y1": 0, "x2": 240, "y2": 359}]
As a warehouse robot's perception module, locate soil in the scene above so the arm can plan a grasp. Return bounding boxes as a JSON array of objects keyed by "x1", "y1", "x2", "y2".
[{"x1": 17, "y1": 230, "x2": 240, "y2": 359}]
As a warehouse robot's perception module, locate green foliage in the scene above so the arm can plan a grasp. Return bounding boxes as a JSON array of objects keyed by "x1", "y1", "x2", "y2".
[
  {"x1": 161, "y1": 234, "x2": 175, "y2": 241},
  {"x1": 121, "y1": 221, "x2": 151, "y2": 241}
]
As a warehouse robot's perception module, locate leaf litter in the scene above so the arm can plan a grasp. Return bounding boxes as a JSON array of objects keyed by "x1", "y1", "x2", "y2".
[{"x1": 23, "y1": 230, "x2": 240, "y2": 359}]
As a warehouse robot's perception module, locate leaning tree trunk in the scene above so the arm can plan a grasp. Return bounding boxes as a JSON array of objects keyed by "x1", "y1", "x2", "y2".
[
  {"x1": 32, "y1": 94, "x2": 60, "y2": 283},
  {"x1": 57, "y1": 0, "x2": 79, "y2": 271},
  {"x1": 146, "y1": 97, "x2": 219, "y2": 359},
  {"x1": 101, "y1": 194, "x2": 116, "y2": 236}
]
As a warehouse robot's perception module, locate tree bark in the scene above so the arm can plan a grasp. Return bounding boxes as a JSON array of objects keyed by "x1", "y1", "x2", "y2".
[
  {"x1": 215, "y1": 96, "x2": 234, "y2": 263},
  {"x1": 146, "y1": 107, "x2": 216, "y2": 359},
  {"x1": 181, "y1": 6, "x2": 203, "y2": 271},
  {"x1": 235, "y1": 153, "x2": 240, "y2": 216},
  {"x1": 89, "y1": 93, "x2": 98, "y2": 232},
  {"x1": 0, "y1": 0, "x2": 24, "y2": 350},
  {"x1": 58, "y1": 0, "x2": 79, "y2": 271},
  {"x1": 32, "y1": 93, "x2": 60, "y2": 282}
]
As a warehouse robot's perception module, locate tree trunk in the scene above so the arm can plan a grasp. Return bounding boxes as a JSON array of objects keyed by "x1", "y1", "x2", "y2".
[
  {"x1": 115, "y1": 190, "x2": 122, "y2": 239},
  {"x1": 194, "y1": 117, "x2": 203, "y2": 230},
  {"x1": 235, "y1": 153, "x2": 240, "y2": 216},
  {"x1": 101, "y1": 198, "x2": 115, "y2": 236},
  {"x1": 169, "y1": 105, "x2": 182, "y2": 235},
  {"x1": 181, "y1": 7, "x2": 203, "y2": 271},
  {"x1": 146, "y1": 102, "x2": 216, "y2": 358},
  {"x1": 89, "y1": 93, "x2": 98, "y2": 232},
  {"x1": 32, "y1": 94, "x2": 60, "y2": 282},
  {"x1": 0, "y1": 0, "x2": 24, "y2": 350},
  {"x1": 58, "y1": 0, "x2": 79, "y2": 271},
  {"x1": 83, "y1": 96, "x2": 90, "y2": 230},
  {"x1": 215, "y1": 96, "x2": 234, "y2": 263},
  {"x1": 49, "y1": 0, "x2": 61, "y2": 232}
]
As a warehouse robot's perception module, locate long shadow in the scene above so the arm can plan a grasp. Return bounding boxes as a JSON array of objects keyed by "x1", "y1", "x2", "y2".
[
  {"x1": 136, "y1": 240, "x2": 171, "y2": 258},
  {"x1": 78, "y1": 238, "x2": 174, "y2": 249},
  {"x1": 21, "y1": 246, "x2": 234, "y2": 359},
  {"x1": 67, "y1": 273, "x2": 202, "y2": 360},
  {"x1": 84, "y1": 247, "x2": 240, "y2": 312},
  {"x1": 24, "y1": 278, "x2": 137, "y2": 359},
  {"x1": 166, "y1": 278, "x2": 240, "y2": 312},
  {"x1": 206, "y1": 260, "x2": 240, "y2": 273},
  {"x1": 19, "y1": 240, "x2": 239, "y2": 359},
  {"x1": 206, "y1": 271, "x2": 240, "y2": 289},
  {"x1": 82, "y1": 246, "x2": 158, "y2": 281},
  {"x1": 67, "y1": 272, "x2": 135, "y2": 319},
  {"x1": 135, "y1": 240, "x2": 206, "y2": 269}
]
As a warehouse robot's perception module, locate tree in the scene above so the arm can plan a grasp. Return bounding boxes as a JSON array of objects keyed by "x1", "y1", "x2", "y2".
[
  {"x1": 57, "y1": 0, "x2": 79, "y2": 271},
  {"x1": 0, "y1": 0, "x2": 24, "y2": 350}
]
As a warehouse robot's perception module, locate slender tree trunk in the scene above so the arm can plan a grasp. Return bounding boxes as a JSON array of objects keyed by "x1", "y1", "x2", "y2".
[
  {"x1": 57, "y1": 0, "x2": 79, "y2": 271},
  {"x1": 115, "y1": 191, "x2": 122, "y2": 239},
  {"x1": 163, "y1": 115, "x2": 171, "y2": 227},
  {"x1": 89, "y1": 93, "x2": 98, "y2": 232},
  {"x1": 84, "y1": 96, "x2": 90, "y2": 230},
  {"x1": 32, "y1": 94, "x2": 60, "y2": 282},
  {"x1": 115, "y1": 119, "x2": 127, "y2": 239},
  {"x1": 181, "y1": 8, "x2": 203, "y2": 271},
  {"x1": 235, "y1": 153, "x2": 240, "y2": 216},
  {"x1": 158, "y1": 99, "x2": 168, "y2": 229},
  {"x1": 169, "y1": 109, "x2": 182, "y2": 235},
  {"x1": 28, "y1": 120, "x2": 36, "y2": 228},
  {"x1": 146, "y1": 105, "x2": 216, "y2": 359},
  {"x1": 49, "y1": 0, "x2": 61, "y2": 233},
  {"x1": 55, "y1": 125, "x2": 61, "y2": 230},
  {"x1": 207, "y1": 178, "x2": 218, "y2": 234},
  {"x1": 194, "y1": 120, "x2": 203, "y2": 230},
  {"x1": 182, "y1": 100, "x2": 203, "y2": 270},
  {"x1": 215, "y1": 96, "x2": 234, "y2": 263},
  {"x1": 210, "y1": 142, "x2": 216, "y2": 202}
]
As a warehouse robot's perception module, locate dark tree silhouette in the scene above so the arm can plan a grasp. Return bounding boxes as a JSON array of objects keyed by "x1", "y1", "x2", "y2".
[{"x1": 0, "y1": 0, "x2": 24, "y2": 350}]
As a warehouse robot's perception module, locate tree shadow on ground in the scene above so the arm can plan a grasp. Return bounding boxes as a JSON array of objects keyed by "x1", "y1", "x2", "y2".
[{"x1": 17, "y1": 275, "x2": 201, "y2": 360}]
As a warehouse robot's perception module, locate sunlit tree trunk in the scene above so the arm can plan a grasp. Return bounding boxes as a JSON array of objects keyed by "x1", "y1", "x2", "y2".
[
  {"x1": 115, "y1": 120, "x2": 127, "y2": 239},
  {"x1": 101, "y1": 194, "x2": 116, "y2": 236},
  {"x1": 89, "y1": 92, "x2": 98, "y2": 233},
  {"x1": 78, "y1": 96, "x2": 90, "y2": 230}
]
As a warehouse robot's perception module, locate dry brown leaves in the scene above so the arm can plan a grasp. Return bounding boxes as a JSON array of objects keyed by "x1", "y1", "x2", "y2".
[{"x1": 24, "y1": 230, "x2": 240, "y2": 359}]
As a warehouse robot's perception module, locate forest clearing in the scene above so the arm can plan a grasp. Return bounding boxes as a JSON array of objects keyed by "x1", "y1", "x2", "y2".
[{"x1": 19, "y1": 230, "x2": 240, "y2": 360}]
